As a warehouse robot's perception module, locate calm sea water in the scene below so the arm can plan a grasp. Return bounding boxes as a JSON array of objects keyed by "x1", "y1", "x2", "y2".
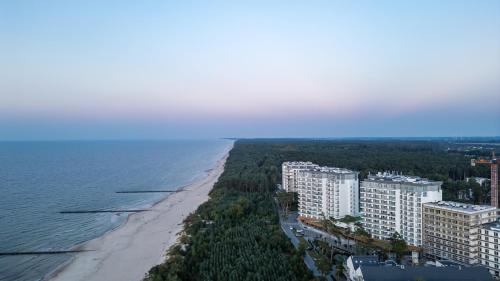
[{"x1": 0, "y1": 140, "x2": 232, "y2": 281}]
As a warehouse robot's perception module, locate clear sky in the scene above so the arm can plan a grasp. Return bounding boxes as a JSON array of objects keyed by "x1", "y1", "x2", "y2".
[{"x1": 1, "y1": 0, "x2": 499, "y2": 140}]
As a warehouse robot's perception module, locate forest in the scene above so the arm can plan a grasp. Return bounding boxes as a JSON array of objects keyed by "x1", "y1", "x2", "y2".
[{"x1": 145, "y1": 139, "x2": 497, "y2": 281}]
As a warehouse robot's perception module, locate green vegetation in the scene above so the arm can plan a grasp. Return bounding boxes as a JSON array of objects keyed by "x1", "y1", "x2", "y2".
[
  {"x1": 145, "y1": 139, "x2": 496, "y2": 281},
  {"x1": 145, "y1": 141, "x2": 313, "y2": 281},
  {"x1": 236, "y1": 139, "x2": 494, "y2": 203},
  {"x1": 145, "y1": 194, "x2": 312, "y2": 280},
  {"x1": 276, "y1": 190, "x2": 296, "y2": 215},
  {"x1": 338, "y1": 215, "x2": 361, "y2": 224},
  {"x1": 335, "y1": 262, "x2": 345, "y2": 280},
  {"x1": 309, "y1": 239, "x2": 347, "y2": 279},
  {"x1": 315, "y1": 256, "x2": 332, "y2": 278},
  {"x1": 353, "y1": 225, "x2": 370, "y2": 238},
  {"x1": 389, "y1": 232, "x2": 408, "y2": 262}
]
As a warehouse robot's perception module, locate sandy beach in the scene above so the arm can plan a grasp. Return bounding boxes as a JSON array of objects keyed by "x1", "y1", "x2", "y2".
[{"x1": 47, "y1": 148, "x2": 231, "y2": 281}]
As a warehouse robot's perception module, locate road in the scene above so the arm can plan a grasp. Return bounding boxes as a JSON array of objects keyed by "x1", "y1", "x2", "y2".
[
  {"x1": 282, "y1": 212, "x2": 356, "y2": 253},
  {"x1": 280, "y1": 216, "x2": 322, "y2": 277},
  {"x1": 279, "y1": 211, "x2": 355, "y2": 281}
]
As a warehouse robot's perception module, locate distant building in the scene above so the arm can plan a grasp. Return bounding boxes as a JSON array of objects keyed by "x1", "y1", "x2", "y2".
[
  {"x1": 480, "y1": 221, "x2": 500, "y2": 277},
  {"x1": 297, "y1": 166, "x2": 359, "y2": 220},
  {"x1": 423, "y1": 201, "x2": 497, "y2": 265},
  {"x1": 360, "y1": 172, "x2": 442, "y2": 246},
  {"x1": 467, "y1": 177, "x2": 489, "y2": 186},
  {"x1": 281, "y1": 161, "x2": 319, "y2": 192}
]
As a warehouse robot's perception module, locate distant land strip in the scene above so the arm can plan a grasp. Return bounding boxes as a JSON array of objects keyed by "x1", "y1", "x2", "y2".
[{"x1": 59, "y1": 210, "x2": 150, "y2": 214}]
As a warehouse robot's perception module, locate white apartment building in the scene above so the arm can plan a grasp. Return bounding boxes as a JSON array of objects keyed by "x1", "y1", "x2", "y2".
[
  {"x1": 480, "y1": 221, "x2": 500, "y2": 277},
  {"x1": 424, "y1": 201, "x2": 496, "y2": 264},
  {"x1": 297, "y1": 166, "x2": 359, "y2": 220},
  {"x1": 282, "y1": 161, "x2": 319, "y2": 192},
  {"x1": 423, "y1": 201, "x2": 497, "y2": 265},
  {"x1": 360, "y1": 172, "x2": 442, "y2": 247}
]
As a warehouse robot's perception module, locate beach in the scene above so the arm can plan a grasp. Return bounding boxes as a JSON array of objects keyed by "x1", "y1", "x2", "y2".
[{"x1": 46, "y1": 149, "x2": 230, "y2": 281}]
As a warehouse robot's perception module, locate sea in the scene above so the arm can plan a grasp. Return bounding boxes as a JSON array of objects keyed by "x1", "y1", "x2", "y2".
[{"x1": 0, "y1": 139, "x2": 232, "y2": 281}]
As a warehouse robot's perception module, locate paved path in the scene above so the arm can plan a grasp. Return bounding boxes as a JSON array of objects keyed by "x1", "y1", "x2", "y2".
[
  {"x1": 279, "y1": 212, "x2": 357, "y2": 281},
  {"x1": 280, "y1": 216, "x2": 322, "y2": 277},
  {"x1": 275, "y1": 198, "x2": 324, "y2": 278},
  {"x1": 283, "y1": 213, "x2": 356, "y2": 253}
]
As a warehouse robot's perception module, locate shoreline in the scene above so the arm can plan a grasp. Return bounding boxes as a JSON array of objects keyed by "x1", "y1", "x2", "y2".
[{"x1": 45, "y1": 143, "x2": 232, "y2": 281}]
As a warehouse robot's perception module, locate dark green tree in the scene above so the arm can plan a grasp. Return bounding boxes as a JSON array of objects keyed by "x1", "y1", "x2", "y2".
[
  {"x1": 389, "y1": 232, "x2": 408, "y2": 262},
  {"x1": 316, "y1": 256, "x2": 332, "y2": 278}
]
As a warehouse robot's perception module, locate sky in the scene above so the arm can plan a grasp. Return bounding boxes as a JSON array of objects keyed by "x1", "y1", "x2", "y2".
[{"x1": 1, "y1": 0, "x2": 499, "y2": 140}]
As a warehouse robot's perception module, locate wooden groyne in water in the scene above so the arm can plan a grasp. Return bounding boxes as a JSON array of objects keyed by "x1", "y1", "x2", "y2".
[
  {"x1": 59, "y1": 209, "x2": 149, "y2": 214},
  {"x1": 0, "y1": 250, "x2": 91, "y2": 256}
]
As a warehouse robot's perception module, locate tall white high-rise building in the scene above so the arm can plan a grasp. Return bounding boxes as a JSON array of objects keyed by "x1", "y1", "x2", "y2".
[
  {"x1": 297, "y1": 166, "x2": 359, "y2": 220},
  {"x1": 282, "y1": 161, "x2": 319, "y2": 192},
  {"x1": 360, "y1": 172, "x2": 442, "y2": 247}
]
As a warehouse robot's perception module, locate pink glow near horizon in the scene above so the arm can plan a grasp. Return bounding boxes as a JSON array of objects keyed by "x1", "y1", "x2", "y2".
[{"x1": 1, "y1": 0, "x2": 499, "y2": 138}]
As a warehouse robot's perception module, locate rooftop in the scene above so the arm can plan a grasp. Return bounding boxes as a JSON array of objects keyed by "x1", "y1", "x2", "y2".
[
  {"x1": 360, "y1": 265, "x2": 492, "y2": 281},
  {"x1": 424, "y1": 201, "x2": 496, "y2": 213},
  {"x1": 282, "y1": 161, "x2": 317, "y2": 166},
  {"x1": 307, "y1": 166, "x2": 357, "y2": 174},
  {"x1": 365, "y1": 171, "x2": 440, "y2": 185},
  {"x1": 350, "y1": 256, "x2": 379, "y2": 268},
  {"x1": 482, "y1": 220, "x2": 500, "y2": 231},
  {"x1": 283, "y1": 161, "x2": 357, "y2": 174},
  {"x1": 349, "y1": 256, "x2": 396, "y2": 269}
]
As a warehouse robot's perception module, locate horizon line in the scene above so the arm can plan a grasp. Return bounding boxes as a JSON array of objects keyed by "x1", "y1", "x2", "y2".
[{"x1": 1, "y1": 136, "x2": 499, "y2": 142}]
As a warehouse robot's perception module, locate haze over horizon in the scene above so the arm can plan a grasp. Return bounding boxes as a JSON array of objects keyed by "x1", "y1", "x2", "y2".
[{"x1": 1, "y1": 0, "x2": 499, "y2": 140}]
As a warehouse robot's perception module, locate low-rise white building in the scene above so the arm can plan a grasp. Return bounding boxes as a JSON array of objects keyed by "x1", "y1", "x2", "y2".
[
  {"x1": 360, "y1": 172, "x2": 442, "y2": 247},
  {"x1": 282, "y1": 161, "x2": 319, "y2": 192},
  {"x1": 297, "y1": 166, "x2": 359, "y2": 220},
  {"x1": 480, "y1": 221, "x2": 500, "y2": 277}
]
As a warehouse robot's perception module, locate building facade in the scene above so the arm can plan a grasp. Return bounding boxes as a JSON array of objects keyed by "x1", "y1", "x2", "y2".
[
  {"x1": 360, "y1": 172, "x2": 442, "y2": 246},
  {"x1": 282, "y1": 161, "x2": 319, "y2": 192},
  {"x1": 423, "y1": 201, "x2": 497, "y2": 265},
  {"x1": 480, "y1": 221, "x2": 500, "y2": 277},
  {"x1": 297, "y1": 167, "x2": 359, "y2": 220}
]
